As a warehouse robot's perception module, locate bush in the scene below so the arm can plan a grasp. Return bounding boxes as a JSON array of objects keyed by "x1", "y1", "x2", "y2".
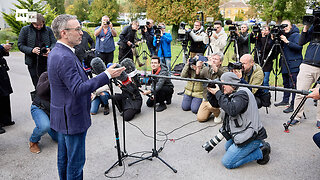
[{"x1": 0, "y1": 30, "x2": 18, "y2": 43}]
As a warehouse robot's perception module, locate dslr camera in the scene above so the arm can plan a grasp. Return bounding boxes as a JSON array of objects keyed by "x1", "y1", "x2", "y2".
[
  {"x1": 188, "y1": 55, "x2": 208, "y2": 68},
  {"x1": 202, "y1": 127, "x2": 232, "y2": 153},
  {"x1": 227, "y1": 61, "x2": 243, "y2": 71},
  {"x1": 39, "y1": 43, "x2": 48, "y2": 56}
]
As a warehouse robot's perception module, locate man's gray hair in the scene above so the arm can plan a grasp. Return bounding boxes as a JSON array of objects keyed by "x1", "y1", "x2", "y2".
[
  {"x1": 51, "y1": 14, "x2": 77, "y2": 40},
  {"x1": 210, "y1": 52, "x2": 224, "y2": 62}
]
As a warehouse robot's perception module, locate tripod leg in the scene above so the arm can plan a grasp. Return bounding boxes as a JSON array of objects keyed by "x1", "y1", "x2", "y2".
[{"x1": 156, "y1": 156, "x2": 177, "y2": 173}]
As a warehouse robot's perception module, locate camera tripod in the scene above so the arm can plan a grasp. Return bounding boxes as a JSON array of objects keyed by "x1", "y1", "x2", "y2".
[
  {"x1": 104, "y1": 79, "x2": 148, "y2": 175},
  {"x1": 262, "y1": 36, "x2": 295, "y2": 101},
  {"x1": 224, "y1": 32, "x2": 240, "y2": 62},
  {"x1": 128, "y1": 77, "x2": 177, "y2": 173},
  {"x1": 283, "y1": 76, "x2": 320, "y2": 133},
  {"x1": 170, "y1": 42, "x2": 189, "y2": 72}
]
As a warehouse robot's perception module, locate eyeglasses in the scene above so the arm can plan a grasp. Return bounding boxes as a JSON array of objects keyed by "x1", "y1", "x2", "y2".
[{"x1": 64, "y1": 27, "x2": 82, "y2": 32}]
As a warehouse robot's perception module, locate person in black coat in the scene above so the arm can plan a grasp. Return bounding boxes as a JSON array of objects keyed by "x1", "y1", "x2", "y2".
[
  {"x1": 118, "y1": 21, "x2": 139, "y2": 63},
  {"x1": 0, "y1": 43, "x2": 15, "y2": 134}
]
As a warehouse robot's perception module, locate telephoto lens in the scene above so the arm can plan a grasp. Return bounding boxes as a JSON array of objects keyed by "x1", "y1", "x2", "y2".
[{"x1": 202, "y1": 132, "x2": 225, "y2": 153}]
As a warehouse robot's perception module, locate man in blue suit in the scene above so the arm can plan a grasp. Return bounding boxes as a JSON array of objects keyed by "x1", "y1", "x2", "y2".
[{"x1": 48, "y1": 14, "x2": 125, "y2": 180}]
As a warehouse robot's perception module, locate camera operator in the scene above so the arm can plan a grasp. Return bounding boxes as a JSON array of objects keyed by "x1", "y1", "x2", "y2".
[
  {"x1": 181, "y1": 56, "x2": 205, "y2": 114},
  {"x1": 141, "y1": 19, "x2": 156, "y2": 56},
  {"x1": 196, "y1": 53, "x2": 228, "y2": 123},
  {"x1": 274, "y1": 20, "x2": 303, "y2": 114},
  {"x1": 252, "y1": 25, "x2": 274, "y2": 93},
  {"x1": 203, "y1": 20, "x2": 228, "y2": 56},
  {"x1": 235, "y1": 24, "x2": 252, "y2": 59},
  {"x1": 143, "y1": 56, "x2": 174, "y2": 112},
  {"x1": 0, "y1": 43, "x2": 14, "y2": 134},
  {"x1": 118, "y1": 21, "x2": 139, "y2": 63},
  {"x1": 207, "y1": 72, "x2": 270, "y2": 169},
  {"x1": 293, "y1": 23, "x2": 320, "y2": 127},
  {"x1": 188, "y1": 20, "x2": 207, "y2": 57},
  {"x1": 18, "y1": 13, "x2": 56, "y2": 89},
  {"x1": 232, "y1": 54, "x2": 267, "y2": 108},
  {"x1": 153, "y1": 23, "x2": 173, "y2": 72},
  {"x1": 94, "y1": 16, "x2": 117, "y2": 65}
]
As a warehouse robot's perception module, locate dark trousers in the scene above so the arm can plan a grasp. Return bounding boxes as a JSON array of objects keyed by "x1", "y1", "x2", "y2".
[
  {"x1": 97, "y1": 51, "x2": 114, "y2": 65},
  {"x1": 57, "y1": 131, "x2": 87, "y2": 180},
  {"x1": 313, "y1": 132, "x2": 320, "y2": 148},
  {"x1": 0, "y1": 95, "x2": 12, "y2": 127},
  {"x1": 113, "y1": 94, "x2": 140, "y2": 121},
  {"x1": 146, "y1": 86, "x2": 174, "y2": 107},
  {"x1": 282, "y1": 72, "x2": 298, "y2": 105},
  {"x1": 118, "y1": 46, "x2": 133, "y2": 63},
  {"x1": 27, "y1": 61, "x2": 47, "y2": 89}
]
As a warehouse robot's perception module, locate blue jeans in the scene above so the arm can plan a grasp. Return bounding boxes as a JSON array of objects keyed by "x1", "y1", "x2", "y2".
[
  {"x1": 30, "y1": 104, "x2": 58, "y2": 143},
  {"x1": 57, "y1": 131, "x2": 87, "y2": 180},
  {"x1": 222, "y1": 139, "x2": 263, "y2": 169},
  {"x1": 181, "y1": 94, "x2": 202, "y2": 114},
  {"x1": 90, "y1": 91, "x2": 110, "y2": 114},
  {"x1": 263, "y1": 72, "x2": 271, "y2": 93},
  {"x1": 160, "y1": 57, "x2": 171, "y2": 75}
]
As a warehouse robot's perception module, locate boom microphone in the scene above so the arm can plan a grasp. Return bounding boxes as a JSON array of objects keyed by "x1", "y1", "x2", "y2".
[
  {"x1": 120, "y1": 58, "x2": 137, "y2": 77},
  {"x1": 90, "y1": 57, "x2": 106, "y2": 74}
]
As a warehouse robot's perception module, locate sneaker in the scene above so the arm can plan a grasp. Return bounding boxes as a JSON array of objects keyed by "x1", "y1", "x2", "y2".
[
  {"x1": 314, "y1": 100, "x2": 318, "y2": 107},
  {"x1": 0, "y1": 127, "x2": 5, "y2": 134},
  {"x1": 317, "y1": 121, "x2": 320, "y2": 129},
  {"x1": 274, "y1": 101, "x2": 289, "y2": 107},
  {"x1": 29, "y1": 142, "x2": 40, "y2": 154},
  {"x1": 166, "y1": 99, "x2": 172, "y2": 105},
  {"x1": 257, "y1": 141, "x2": 271, "y2": 165},
  {"x1": 287, "y1": 119, "x2": 300, "y2": 126},
  {"x1": 156, "y1": 103, "x2": 167, "y2": 112},
  {"x1": 214, "y1": 113, "x2": 222, "y2": 124},
  {"x1": 283, "y1": 104, "x2": 294, "y2": 113},
  {"x1": 104, "y1": 105, "x2": 110, "y2": 115},
  {"x1": 177, "y1": 91, "x2": 184, "y2": 95}
]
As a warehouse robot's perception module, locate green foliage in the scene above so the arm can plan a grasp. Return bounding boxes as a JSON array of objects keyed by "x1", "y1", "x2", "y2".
[
  {"x1": 89, "y1": 0, "x2": 120, "y2": 23},
  {"x1": 46, "y1": 0, "x2": 65, "y2": 14},
  {"x1": 249, "y1": 0, "x2": 307, "y2": 24},
  {"x1": 65, "y1": 0, "x2": 90, "y2": 21},
  {"x1": 1, "y1": 0, "x2": 57, "y2": 35}
]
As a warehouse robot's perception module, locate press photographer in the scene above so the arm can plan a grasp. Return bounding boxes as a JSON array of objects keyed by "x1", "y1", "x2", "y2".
[
  {"x1": 153, "y1": 23, "x2": 172, "y2": 72},
  {"x1": 205, "y1": 72, "x2": 270, "y2": 169},
  {"x1": 203, "y1": 20, "x2": 227, "y2": 56},
  {"x1": 294, "y1": 4, "x2": 320, "y2": 127},
  {"x1": 18, "y1": 13, "x2": 56, "y2": 89},
  {"x1": 118, "y1": 21, "x2": 139, "y2": 62},
  {"x1": 235, "y1": 24, "x2": 252, "y2": 59},
  {"x1": 273, "y1": 20, "x2": 302, "y2": 114},
  {"x1": 188, "y1": 20, "x2": 207, "y2": 58},
  {"x1": 141, "y1": 19, "x2": 156, "y2": 56}
]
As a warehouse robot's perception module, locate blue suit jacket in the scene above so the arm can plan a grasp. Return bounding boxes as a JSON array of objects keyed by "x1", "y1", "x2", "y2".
[{"x1": 48, "y1": 43, "x2": 109, "y2": 135}]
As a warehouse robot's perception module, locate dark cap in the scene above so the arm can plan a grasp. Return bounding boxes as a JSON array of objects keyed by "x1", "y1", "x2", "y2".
[{"x1": 214, "y1": 20, "x2": 222, "y2": 25}]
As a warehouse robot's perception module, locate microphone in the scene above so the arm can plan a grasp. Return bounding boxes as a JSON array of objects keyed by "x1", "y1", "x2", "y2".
[
  {"x1": 225, "y1": 20, "x2": 233, "y2": 25},
  {"x1": 120, "y1": 58, "x2": 137, "y2": 77},
  {"x1": 90, "y1": 57, "x2": 106, "y2": 74}
]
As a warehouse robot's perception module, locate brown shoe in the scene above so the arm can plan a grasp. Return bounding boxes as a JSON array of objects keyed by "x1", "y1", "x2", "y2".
[{"x1": 29, "y1": 142, "x2": 40, "y2": 154}]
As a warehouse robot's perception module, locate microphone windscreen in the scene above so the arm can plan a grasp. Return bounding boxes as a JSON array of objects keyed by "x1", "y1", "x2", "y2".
[
  {"x1": 114, "y1": 63, "x2": 128, "y2": 82},
  {"x1": 91, "y1": 57, "x2": 106, "y2": 74},
  {"x1": 225, "y1": 20, "x2": 233, "y2": 25},
  {"x1": 120, "y1": 58, "x2": 136, "y2": 74}
]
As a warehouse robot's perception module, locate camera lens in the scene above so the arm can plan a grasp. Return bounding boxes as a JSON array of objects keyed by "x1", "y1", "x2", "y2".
[{"x1": 202, "y1": 132, "x2": 225, "y2": 153}]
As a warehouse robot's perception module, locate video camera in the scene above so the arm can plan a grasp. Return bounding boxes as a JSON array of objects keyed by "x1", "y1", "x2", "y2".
[
  {"x1": 227, "y1": 61, "x2": 243, "y2": 71},
  {"x1": 303, "y1": 2, "x2": 320, "y2": 36},
  {"x1": 206, "y1": 17, "x2": 216, "y2": 35},
  {"x1": 252, "y1": 23, "x2": 261, "y2": 34},
  {"x1": 225, "y1": 20, "x2": 240, "y2": 37},
  {"x1": 154, "y1": 25, "x2": 164, "y2": 44},
  {"x1": 270, "y1": 24, "x2": 287, "y2": 38},
  {"x1": 177, "y1": 22, "x2": 190, "y2": 45}
]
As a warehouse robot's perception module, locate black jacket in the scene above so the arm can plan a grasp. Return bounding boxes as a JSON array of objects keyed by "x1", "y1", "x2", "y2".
[
  {"x1": 252, "y1": 34, "x2": 274, "y2": 72},
  {"x1": 75, "y1": 30, "x2": 95, "y2": 62},
  {"x1": 118, "y1": 25, "x2": 137, "y2": 49},
  {"x1": 142, "y1": 27, "x2": 156, "y2": 52},
  {"x1": 0, "y1": 46, "x2": 13, "y2": 96},
  {"x1": 299, "y1": 25, "x2": 320, "y2": 67},
  {"x1": 151, "y1": 65, "x2": 174, "y2": 93},
  {"x1": 18, "y1": 24, "x2": 56, "y2": 66},
  {"x1": 32, "y1": 72, "x2": 50, "y2": 115},
  {"x1": 236, "y1": 32, "x2": 252, "y2": 58}
]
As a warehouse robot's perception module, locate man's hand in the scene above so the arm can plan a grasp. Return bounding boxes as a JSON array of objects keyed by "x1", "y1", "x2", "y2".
[
  {"x1": 207, "y1": 84, "x2": 220, "y2": 95},
  {"x1": 3, "y1": 44, "x2": 12, "y2": 52},
  {"x1": 280, "y1": 35, "x2": 289, "y2": 44},
  {"x1": 303, "y1": 25, "x2": 310, "y2": 32},
  {"x1": 211, "y1": 63, "x2": 218, "y2": 73},
  {"x1": 106, "y1": 63, "x2": 126, "y2": 78},
  {"x1": 307, "y1": 88, "x2": 320, "y2": 100},
  {"x1": 127, "y1": 41, "x2": 132, "y2": 47},
  {"x1": 196, "y1": 61, "x2": 203, "y2": 69},
  {"x1": 43, "y1": 48, "x2": 51, "y2": 57},
  {"x1": 142, "y1": 90, "x2": 151, "y2": 95},
  {"x1": 232, "y1": 69, "x2": 242, "y2": 79},
  {"x1": 32, "y1": 47, "x2": 40, "y2": 55},
  {"x1": 108, "y1": 22, "x2": 113, "y2": 29}
]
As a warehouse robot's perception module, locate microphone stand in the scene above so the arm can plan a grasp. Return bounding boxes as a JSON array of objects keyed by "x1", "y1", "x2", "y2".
[{"x1": 128, "y1": 77, "x2": 177, "y2": 173}]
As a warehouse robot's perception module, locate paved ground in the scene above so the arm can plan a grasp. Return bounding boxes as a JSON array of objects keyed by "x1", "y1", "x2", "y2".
[{"x1": 1, "y1": 52, "x2": 320, "y2": 180}]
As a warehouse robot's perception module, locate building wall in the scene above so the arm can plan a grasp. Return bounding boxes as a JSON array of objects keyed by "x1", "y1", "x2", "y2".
[{"x1": 220, "y1": 7, "x2": 249, "y2": 21}]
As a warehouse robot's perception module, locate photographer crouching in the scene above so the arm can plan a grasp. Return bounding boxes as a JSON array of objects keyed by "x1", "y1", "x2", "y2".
[{"x1": 206, "y1": 72, "x2": 270, "y2": 169}]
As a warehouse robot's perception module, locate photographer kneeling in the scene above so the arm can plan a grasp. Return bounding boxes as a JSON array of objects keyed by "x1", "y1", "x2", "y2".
[{"x1": 207, "y1": 72, "x2": 270, "y2": 169}]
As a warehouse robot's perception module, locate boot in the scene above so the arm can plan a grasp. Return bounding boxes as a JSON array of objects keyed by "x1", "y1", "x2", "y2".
[
  {"x1": 257, "y1": 141, "x2": 271, "y2": 165},
  {"x1": 29, "y1": 142, "x2": 41, "y2": 154},
  {"x1": 283, "y1": 104, "x2": 294, "y2": 113},
  {"x1": 104, "y1": 104, "x2": 110, "y2": 115},
  {"x1": 0, "y1": 127, "x2": 5, "y2": 134},
  {"x1": 156, "y1": 103, "x2": 167, "y2": 112}
]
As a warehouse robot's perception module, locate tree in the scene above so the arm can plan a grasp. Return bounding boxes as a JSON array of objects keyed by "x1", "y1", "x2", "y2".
[
  {"x1": 1, "y1": 0, "x2": 57, "y2": 35},
  {"x1": 89, "y1": 0, "x2": 119, "y2": 23},
  {"x1": 65, "y1": 0, "x2": 90, "y2": 21},
  {"x1": 46, "y1": 0, "x2": 65, "y2": 14},
  {"x1": 249, "y1": 0, "x2": 307, "y2": 24}
]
